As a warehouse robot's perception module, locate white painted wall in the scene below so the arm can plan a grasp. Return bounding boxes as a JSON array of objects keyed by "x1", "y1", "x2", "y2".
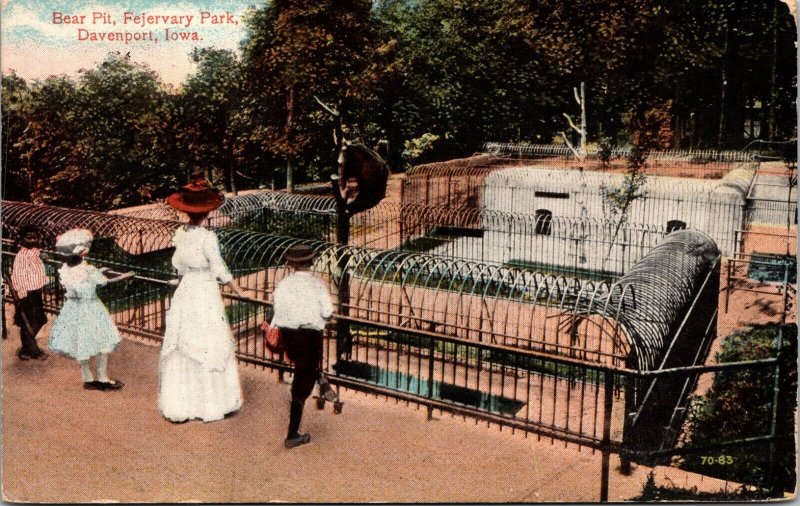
[{"x1": 481, "y1": 167, "x2": 751, "y2": 259}]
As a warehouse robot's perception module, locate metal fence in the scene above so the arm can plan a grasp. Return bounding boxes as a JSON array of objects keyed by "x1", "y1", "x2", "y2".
[
  {"x1": 106, "y1": 197, "x2": 674, "y2": 281},
  {"x1": 402, "y1": 146, "x2": 758, "y2": 209},
  {"x1": 1, "y1": 203, "x2": 787, "y2": 498},
  {"x1": 392, "y1": 205, "x2": 670, "y2": 280},
  {"x1": 483, "y1": 142, "x2": 756, "y2": 163},
  {"x1": 402, "y1": 169, "x2": 755, "y2": 242}
]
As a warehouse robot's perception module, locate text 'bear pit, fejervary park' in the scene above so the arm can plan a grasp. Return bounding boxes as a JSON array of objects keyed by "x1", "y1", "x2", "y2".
[{"x1": 52, "y1": 11, "x2": 238, "y2": 44}]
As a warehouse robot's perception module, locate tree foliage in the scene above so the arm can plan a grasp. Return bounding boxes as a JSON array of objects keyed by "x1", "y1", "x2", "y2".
[
  {"x1": 1, "y1": 72, "x2": 33, "y2": 201},
  {"x1": 1, "y1": 0, "x2": 796, "y2": 208},
  {"x1": 240, "y1": 0, "x2": 377, "y2": 188},
  {"x1": 177, "y1": 48, "x2": 243, "y2": 192}
]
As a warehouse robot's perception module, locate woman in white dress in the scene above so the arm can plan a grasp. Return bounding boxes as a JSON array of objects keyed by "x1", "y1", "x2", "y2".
[{"x1": 158, "y1": 173, "x2": 244, "y2": 423}]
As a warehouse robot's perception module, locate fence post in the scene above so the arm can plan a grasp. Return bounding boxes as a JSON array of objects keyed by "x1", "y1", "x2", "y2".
[
  {"x1": 427, "y1": 335, "x2": 435, "y2": 421},
  {"x1": 159, "y1": 296, "x2": 167, "y2": 335},
  {"x1": 780, "y1": 260, "x2": 789, "y2": 325},
  {"x1": 331, "y1": 175, "x2": 352, "y2": 361},
  {"x1": 725, "y1": 260, "x2": 731, "y2": 313},
  {"x1": 600, "y1": 371, "x2": 614, "y2": 502},
  {"x1": 767, "y1": 327, "x2": 783, "y2": 494}
]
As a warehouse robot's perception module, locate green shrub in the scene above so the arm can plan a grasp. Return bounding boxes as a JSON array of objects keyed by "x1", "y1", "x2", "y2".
[
  {"x1": 633, "y1": 471, "x2": 771, "y2": 501},
  {"x1": 679, "y1": 325, "x2": 797, "y2": 494}
]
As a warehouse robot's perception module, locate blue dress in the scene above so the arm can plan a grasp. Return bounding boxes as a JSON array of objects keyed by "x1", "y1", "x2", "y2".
[{"x1": 49, "y1": 262, "x2": 121, "y2": 361}]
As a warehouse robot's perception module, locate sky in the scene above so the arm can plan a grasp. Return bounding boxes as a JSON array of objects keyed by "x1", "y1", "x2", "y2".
[
  {"x1": 1, "y1": 0, "x2": 256, "y2": 86},
  {"x1": 1, "y1": 0, "x2": 797, "y2": 87}
]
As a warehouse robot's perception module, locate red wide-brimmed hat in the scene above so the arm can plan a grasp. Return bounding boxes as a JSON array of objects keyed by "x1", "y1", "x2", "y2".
[{"x1": 166, "y1": 172, "x2": 225, "y2": 213}]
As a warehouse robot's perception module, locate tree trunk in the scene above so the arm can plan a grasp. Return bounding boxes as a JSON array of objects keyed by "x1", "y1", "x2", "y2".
[
  {"x1": 579, "y1": 81, "x2": 587, "y2": 155},
  {"x1": 286, "y1": 84, "x2": 295, "y2": 193},
  {"x1": 226, "y1": 154, "x2": 238, "y2": 195},
  {"x1": 286, "y1": 160, "x2": 294, "y2": 193},
  {"x1": 718, "y1": 0, "x2": 744, "y2": 148},
  {"x1": 768, "y1": 0, "x2": 779, "y2": 141},
  {"x1": 717, "y1": 25, "x2": 730, "y2": 149}
]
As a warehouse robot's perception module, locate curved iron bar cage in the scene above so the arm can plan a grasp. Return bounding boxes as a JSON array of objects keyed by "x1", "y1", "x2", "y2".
[
  {"x1": 124, "y1": 194, "x2": 675, "y2": 280},
  {"x1": 106, "y1": 191, "x2": 675, "y2": 280},
  {"x1": 115, "y1": 190, "x2": 337, "y2": 239},
  {"x1": 483, "y1": 142, "x2": 756, "y2": 163},
  {"x1": 117, "y1": 189, "x2": 336, "y2": 220},
  {"x1": 2, "y1": 200, "x2": 716, "y2": 372},
  {"x1": 2, "y1": 201, "x2": 741, "y2": 471},
  {"x1": 403, "y1": 148, "x2": 758, "y2": 210}
]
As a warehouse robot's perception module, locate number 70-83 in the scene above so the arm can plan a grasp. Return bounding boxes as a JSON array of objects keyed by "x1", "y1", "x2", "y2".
[{"x1": 700, "y1": 455, "x2": 734, "y2": 465}]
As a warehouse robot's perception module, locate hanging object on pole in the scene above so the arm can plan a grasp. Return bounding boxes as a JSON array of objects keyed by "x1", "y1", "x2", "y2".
[{"x1": 335, "y1": 142, "x2": 390, "y2": 214}]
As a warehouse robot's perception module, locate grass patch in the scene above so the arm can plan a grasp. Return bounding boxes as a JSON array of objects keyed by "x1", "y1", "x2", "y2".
[{"x1": 504, "y1": 259, "x2": 616, "y2": 282}]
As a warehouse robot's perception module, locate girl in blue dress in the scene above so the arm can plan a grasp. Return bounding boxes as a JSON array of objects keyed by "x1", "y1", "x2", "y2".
[{"x1": 49, "y1": 229, "x2": 133, "y2": 391}]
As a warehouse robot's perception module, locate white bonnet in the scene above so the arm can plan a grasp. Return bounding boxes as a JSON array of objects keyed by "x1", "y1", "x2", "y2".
[{"x1": 55, "y1": 228, "x2": 93, "y2": 255}]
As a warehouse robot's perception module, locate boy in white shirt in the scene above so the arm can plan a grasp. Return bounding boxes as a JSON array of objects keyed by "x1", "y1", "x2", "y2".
[{"x1": 272, "y1": 244, "x2": 336, "y2": 449}]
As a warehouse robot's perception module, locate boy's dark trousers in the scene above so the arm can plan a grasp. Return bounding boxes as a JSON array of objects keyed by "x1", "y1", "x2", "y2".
[
  {"x1": 14, "y1": 289, "x2": 46, "y2": 356},
  {"x1": 281, "y1": 327, "x2": 323, "y2": 438}
]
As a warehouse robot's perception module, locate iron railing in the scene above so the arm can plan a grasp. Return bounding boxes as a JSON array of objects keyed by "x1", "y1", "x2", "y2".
[{"x1": 1, "y1": 195, "x2": 791, "y2": 498}]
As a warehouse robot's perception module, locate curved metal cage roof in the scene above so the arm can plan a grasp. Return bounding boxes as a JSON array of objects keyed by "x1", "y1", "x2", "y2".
[
  {"x1": 216, "y1": 190, "x2": 336, "y2": 215},
  {"x1": 483, "y1": 142, "x2": 755, "y2": 163},
  {"x1": 117, "y1": 190, "x2": 336, "y2": 221},
  {"x1": 3, "y1": 201, "x2": 179, "y2": 255},
  {"x1": 609, "y1": 229, "x2": 720, "y2": 371},
  {"x1": 483, "y1": 167, "x2": 754, "y2": 200},
  {"x1": 2, "y1": 200, "x2": 719, "y2": 370},
  {"x1": 406, "y1": 155, "x2": 514, "y2": 177}
]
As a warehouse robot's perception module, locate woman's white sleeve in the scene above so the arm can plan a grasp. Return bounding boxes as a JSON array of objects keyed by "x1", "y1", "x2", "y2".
[
  {"x1": 204, "y1": 231, "x2": 233, "y2": 284},
  {"x1": 171, "y1": 229, "x2": 185, "y2": 275}
]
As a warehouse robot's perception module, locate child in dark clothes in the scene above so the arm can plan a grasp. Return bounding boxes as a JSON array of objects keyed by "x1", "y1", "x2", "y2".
[{"x1": 10, "y1": 225, "x2": 48, "y2": 360}]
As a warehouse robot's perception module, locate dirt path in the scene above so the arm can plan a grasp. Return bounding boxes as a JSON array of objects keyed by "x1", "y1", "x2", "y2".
[{"x1": 2, "y1": 312, "x2": 737, "y2": 503}]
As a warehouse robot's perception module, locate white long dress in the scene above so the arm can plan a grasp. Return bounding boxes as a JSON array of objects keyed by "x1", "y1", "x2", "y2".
[{"x1": 158, "y1": 226, "x2": 242, "y2": 422}]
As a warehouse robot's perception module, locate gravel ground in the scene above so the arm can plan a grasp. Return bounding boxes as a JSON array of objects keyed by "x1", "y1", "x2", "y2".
[{"x1": 2, "y1": 313, "x2": 737, "y2": 503}]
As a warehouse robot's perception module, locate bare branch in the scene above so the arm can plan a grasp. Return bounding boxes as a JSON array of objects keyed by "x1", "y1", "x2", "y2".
[
  {"x1": 573, "y1": 86, "x2": 581, "y2": 106},
  {"x1": 313, "y1": 95, "x2": 340, "y2": 117},
  {"x1": 562, "y1": 113, "x2": 583, "y2": 134},
  {"x1": 560, "y1": 131, "x2": 582, "y2": 160}
]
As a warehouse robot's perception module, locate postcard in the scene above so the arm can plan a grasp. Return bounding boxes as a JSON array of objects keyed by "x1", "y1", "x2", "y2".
[{"x1": 1, "y1": 0, "x2": 797, "y2": 502}]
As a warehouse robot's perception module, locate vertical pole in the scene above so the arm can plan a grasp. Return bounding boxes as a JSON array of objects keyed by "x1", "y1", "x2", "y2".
[
  {"x1": 160, "y1": 296, "x2": 167, "y2": 335},
  {"x1": 427, "y1": 334, "x2": 435, "y2": 421},
  {"x1": 780, "y1": 260, "x2": 789, "y2": 325},
  {"x1": 768, "y1": 0, "x2": 778, "y2": 141},
  {"x1": 600, "y1": 371, "x2": 614, "y2": 502},
  {"x1": 767, "y1": 327, "x2": 783, "y2": 494},
  {"x1": 286, "y1": 160, "x2": 294, "y2": 193},
  {"x1": 332, "y1": 176, "x2": 351, "y2": 361},
  {"x1": 725, "y1": 260, "x2": 731, "y2": 313}
]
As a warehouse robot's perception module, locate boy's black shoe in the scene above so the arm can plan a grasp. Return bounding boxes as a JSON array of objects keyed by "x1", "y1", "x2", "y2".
[
  {"x1": 284, "y1": 433, "x2": 311, "y2": 449},
  {"x1": 83, "y1": 381, "x2": 103, "y2": 390}
]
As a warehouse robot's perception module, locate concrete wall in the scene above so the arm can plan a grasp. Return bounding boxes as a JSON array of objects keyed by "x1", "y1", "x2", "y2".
[{"x1": 481, "y1": 167, "x2": 750, "y2": 257}]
